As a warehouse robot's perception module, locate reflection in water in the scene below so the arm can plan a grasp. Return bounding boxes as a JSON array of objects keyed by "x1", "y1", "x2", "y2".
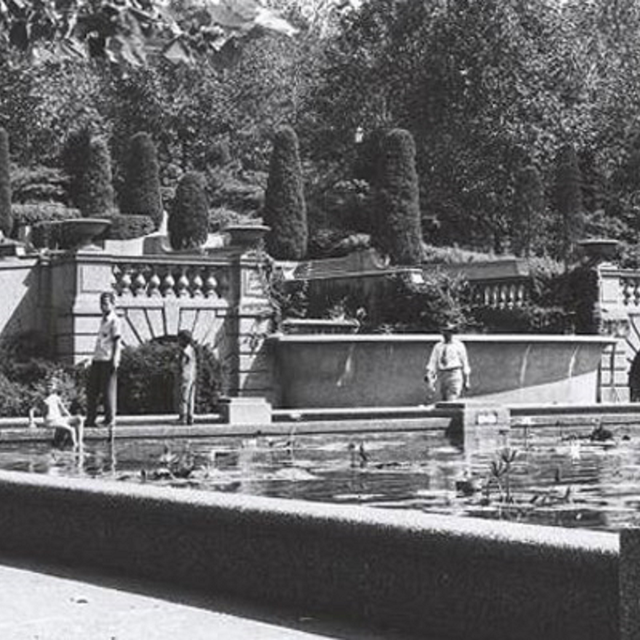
[{"x1": 4, "y1": 424, "x2": 640, "y2": 532}]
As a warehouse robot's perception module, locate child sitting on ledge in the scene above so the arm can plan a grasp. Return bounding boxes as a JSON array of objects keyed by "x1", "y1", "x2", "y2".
[{"x1": 29, "y1": 377, "x2": 84, "y2": 449}]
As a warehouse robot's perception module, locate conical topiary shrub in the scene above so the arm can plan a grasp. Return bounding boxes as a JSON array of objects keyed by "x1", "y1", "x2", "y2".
[
  {"x1": 168, "y1": 172, "x2": 209, "y2": 251},
  {"x1": 373, "y1": 128, "x2": 423, "y2": 265},
  {"x1": 74, "y1": 136, "x2": 115, "y2": 218},
  {"x1": 263, "y1": 126, "x2": 308, "y2": 260},
  {"x1": 121, "y1": 131, "x2": 163, "y2": 228},
  {"x1": 0, "y1": 128, "x2": 12, "y2": 236}
]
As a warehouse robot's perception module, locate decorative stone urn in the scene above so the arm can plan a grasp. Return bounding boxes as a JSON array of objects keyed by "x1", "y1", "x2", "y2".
[
  {"x1": 58, "y1": 218, "x2": 112, "y2": 250},
  {"x1": 577, "y1": 238, "x2": 620, "y2": 263},
  {"x1": 225, "y1": 224, "x2": 270, "y2": 250}
]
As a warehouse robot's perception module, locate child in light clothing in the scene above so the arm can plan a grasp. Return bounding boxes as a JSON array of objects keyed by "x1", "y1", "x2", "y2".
[
  {"x1": 177, "y1": 330, "x2": 197, "y2": 425},
  {"x1": 29, "y1": 378, "x2": 84, "y2": 449}
]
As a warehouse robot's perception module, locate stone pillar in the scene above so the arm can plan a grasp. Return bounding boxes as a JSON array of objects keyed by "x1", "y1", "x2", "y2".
[
  {"x1": 598, "y1": 263, "x2": 631, "y2": 402},
  {"x1": 48, "y1": 249, "x2": 114, "y2": 364},
  {"x1": 225, "y1": 250, "x2": 276, "y2": 402}
]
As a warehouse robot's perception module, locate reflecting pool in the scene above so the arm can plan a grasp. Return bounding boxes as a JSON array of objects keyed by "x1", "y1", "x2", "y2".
[{"x1": 2, "y1": 423, "x2": 640, "y2": 532}]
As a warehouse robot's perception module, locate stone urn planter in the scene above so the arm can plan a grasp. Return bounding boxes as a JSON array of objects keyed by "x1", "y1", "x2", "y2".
[
  {"x1": 33, "y1": 218, "x2": 112, "y2": 250},
  {"x1": 577, "y1": 238, "x2": 620, "y2": 263},
  {"x1": 225, "y1": 224, "x2": 270, "y2": 249},
  {"x1": 57, "y1": 218, "x2": 111, "y2": 250}
]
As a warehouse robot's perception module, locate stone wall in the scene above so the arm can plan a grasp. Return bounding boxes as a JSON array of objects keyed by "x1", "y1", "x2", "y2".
[
  {"x1": 0, "y1": 257, "x2": 43, "y2": 344},
  {"x1": 271, "y1": 334, "x2": 615, "y2": 408},
  {"x1": 0, "y1": 470, "x2": 623, "y2": 640}
]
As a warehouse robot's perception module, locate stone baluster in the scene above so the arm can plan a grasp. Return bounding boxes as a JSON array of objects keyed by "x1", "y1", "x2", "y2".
[
  {"x1": 132, "y1": 267, "x2": 147, "y2": 297},
  {"x1": 119, "y1": 265, "x2": 133, "y2": 297},
  {"x1": 204, "y1": 269, "x2": 219, "y2": 298},
  {"x1": 162, "y1": 269, "x2": 176, "y2": 297},
  {"x1": 148, "y1": 268, "x2": 161, "y2": 298},
  {"x1": 192, "y1": 268, "x2": 203, "y2": 298},
  {"x1": 176, "y1": 268, "x2": 190, "y2": 298}
]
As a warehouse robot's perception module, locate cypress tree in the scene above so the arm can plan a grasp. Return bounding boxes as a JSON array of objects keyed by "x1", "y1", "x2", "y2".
[
  {"x1": 374, "y1": 128, "x2": 423, "y2": 265},
  {"x1": 63, "y1": 127, "x2": 92, "y2": 211},
  {"x1": 168, "y1": 172, "x2": 209, "y2": 250},
  {"x1": 75, "y1": 136, "x2": 115, "y2": 218},
  {"x1": 512, "y1": 165, "x2": 544, "y2": 257},
  {"x1": 263, "y1": 126, "x2": 308, "y2": 260},
  {"x1": 122, "y1": 132, "x2": 163, "y2": 227},
  {"x1": 0, "y1": 128, "x2": 12, "y2": 236},
  {"x1": 554, "y1": 143, "x2": 585, "y2": 260}
]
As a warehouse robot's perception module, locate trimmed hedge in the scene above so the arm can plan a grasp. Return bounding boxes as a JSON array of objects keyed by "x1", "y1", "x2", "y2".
[
  {"x1": 106, "y1": 214, "x2": 155, "y2": 240},
  {"x1": 373, "y1": 128, "x2": 423, "y2": 265},
  {"x1": 168, "y1": 172, "x2": 209, "y2": 251},
  {"x1": 13, "y1": 203, "x2": 79, "y2": 228},
  {"x1": 263, "y1": 126, "x2": 308, "y2": 260},
  {"x1": 121, "y1": 132, "x2": 163, "y2": 227}
]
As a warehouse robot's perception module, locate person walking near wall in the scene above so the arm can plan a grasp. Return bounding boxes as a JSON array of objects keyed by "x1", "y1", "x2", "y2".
[
  {"x1": 425, "y1": 322, "x2": 471, "y2": 401},
  {"x1": 85, "y1": 291, "x2": 122, "y2": 428},
  {"x1": 176, "y1": 329, "x2": 197, "y2": 425}
]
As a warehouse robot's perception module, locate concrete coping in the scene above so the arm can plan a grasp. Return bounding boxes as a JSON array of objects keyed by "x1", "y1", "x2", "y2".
[
  {"x1": 270, "y1": 333, "x2": 617, "y2": 344},
  {"x1": 0, "y1": 469, "x2": 618, "y2": 554}
]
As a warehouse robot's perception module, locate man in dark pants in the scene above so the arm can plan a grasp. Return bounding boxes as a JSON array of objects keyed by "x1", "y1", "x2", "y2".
[{"x1": 85, "y1": 291, "x2": 122, "y2": 428}]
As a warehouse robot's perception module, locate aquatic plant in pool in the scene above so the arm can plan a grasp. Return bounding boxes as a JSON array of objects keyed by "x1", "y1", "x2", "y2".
[{"x1": 2, "y1": 423, "x2": 640, "y2": 532}]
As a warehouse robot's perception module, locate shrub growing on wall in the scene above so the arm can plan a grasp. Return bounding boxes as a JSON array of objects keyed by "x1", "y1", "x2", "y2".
[
  {"x1": 168, "y1": 172, "x2": 209, "y2": 250},
  {"x1": 263, "y1": 126, "x2": 308, "y2": 260},
  {"x1": 121, "y1": 132, "x2": 163, "y2": 228},
  {"x1": 0, "y1": 128, "x2": 12, "y2": 236},
  {"x1": 373, "y1": 128, "x2": 423, "y2": 265}
]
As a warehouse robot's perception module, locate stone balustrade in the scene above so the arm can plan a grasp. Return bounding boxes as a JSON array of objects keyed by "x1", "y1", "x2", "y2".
[
  {"x1": 617, "y1": 271, "x2": 640, "y2": 308},
  {"x1": 111, "y1": 258, "x2": 230, "y2": 300},
  {"x1": 470, "y1": 280, "x2": 529, "y2": 309}
]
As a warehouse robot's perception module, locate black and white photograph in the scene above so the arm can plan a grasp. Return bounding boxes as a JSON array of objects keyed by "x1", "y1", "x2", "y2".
[{"x1": 0, "y1": 1, "x2": 636, "y2": 638}]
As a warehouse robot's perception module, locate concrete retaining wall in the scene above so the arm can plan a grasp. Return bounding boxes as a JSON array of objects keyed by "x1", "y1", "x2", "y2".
[
  {"x1": 0, "y1": 258, "x2": 42, "y2": 342},
  {"x1": 272, "y1": 334, "x2": 615, "y2": 408},
  {"x1": 0, "y1": 470, "x2": 624, "y2": 640}
]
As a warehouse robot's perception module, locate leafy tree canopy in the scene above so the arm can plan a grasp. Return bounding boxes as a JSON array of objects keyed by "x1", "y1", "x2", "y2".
[{"x1": 0, "y1": 0, "x2": 297, "y2": 67}]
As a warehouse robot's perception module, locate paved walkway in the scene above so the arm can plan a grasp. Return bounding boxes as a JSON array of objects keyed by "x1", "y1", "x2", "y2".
[{"x1": 0, "y1": 556, "x2": 412, "y2": 640}]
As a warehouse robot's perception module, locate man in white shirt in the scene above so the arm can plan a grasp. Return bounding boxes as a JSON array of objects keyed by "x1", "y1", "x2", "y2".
[
  {"x1": 85, "y1": 291, "x2": 122, "y2": 428},
  {"x1": 425, "y1": 322, "x2": 471, "y2": 401}
]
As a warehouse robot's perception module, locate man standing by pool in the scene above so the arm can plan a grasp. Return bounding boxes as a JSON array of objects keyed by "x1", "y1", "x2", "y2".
[
  {"x1": 85, "y1": 291, "x2": 122, "y2": 428},
  {"x1": 425, "y1": 321, "x2": 471, "y2": 401}
]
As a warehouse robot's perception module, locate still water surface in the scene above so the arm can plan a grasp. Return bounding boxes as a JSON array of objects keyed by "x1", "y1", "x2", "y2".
[{"x1": 2, "y1": 424, "x2": 640, "y2": 532}]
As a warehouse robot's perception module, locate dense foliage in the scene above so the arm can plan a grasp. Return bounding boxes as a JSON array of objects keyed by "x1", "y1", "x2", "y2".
[
  {"x1": 106, "y1": 214, "x2": 155, "y2": 240},
  {"x1": 121, "y1": 132, "x2": 163, "y2": 227},
  {"x1": 263, "y1": 126, "x2": 308, "y2": 260},
  {"x1": 1, "y1": 1, "x2": 640, "y2": 264},
  {"x1": 554, "y1": 143, "x2": 586, "y2": 262},
  {"x1": 168, "y1": 171, "x2": 209, "y2": 250},
  {"x1": 118, "y1": 341, "x2": 223, "y2": 415},
  {"x1": 0, "y1": 128, "x2": 11, "y2": 236},
  {"x1": 0, "y1": 332, "x2": 84, "y2": 417},
  {"x1": 512, "y1": 165, "x2": 545, "y2": 258},
  {"x1": 374, "y1": 128, "x2": 423, "y2": 265}
]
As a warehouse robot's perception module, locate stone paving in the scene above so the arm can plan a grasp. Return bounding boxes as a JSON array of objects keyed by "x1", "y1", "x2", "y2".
[{"x1": 0, "y1": 555, "x2": 413, "y2": 640}]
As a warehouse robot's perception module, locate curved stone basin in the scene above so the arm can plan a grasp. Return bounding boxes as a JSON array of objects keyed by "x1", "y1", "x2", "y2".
[{"x1": 271, "y1": 334, "x2": 616, "y2": 408}]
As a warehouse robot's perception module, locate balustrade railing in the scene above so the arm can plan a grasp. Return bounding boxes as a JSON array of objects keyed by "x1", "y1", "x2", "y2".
[
  {"x1": 619, "y1": 272, "x2": 640, "y2": 307},
  {"x1": 470, "y1": 280, "x2": 528, "y2": 309},
  {"x1": 112, "y1": 260, "x2": 230, "y2": 299}
]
